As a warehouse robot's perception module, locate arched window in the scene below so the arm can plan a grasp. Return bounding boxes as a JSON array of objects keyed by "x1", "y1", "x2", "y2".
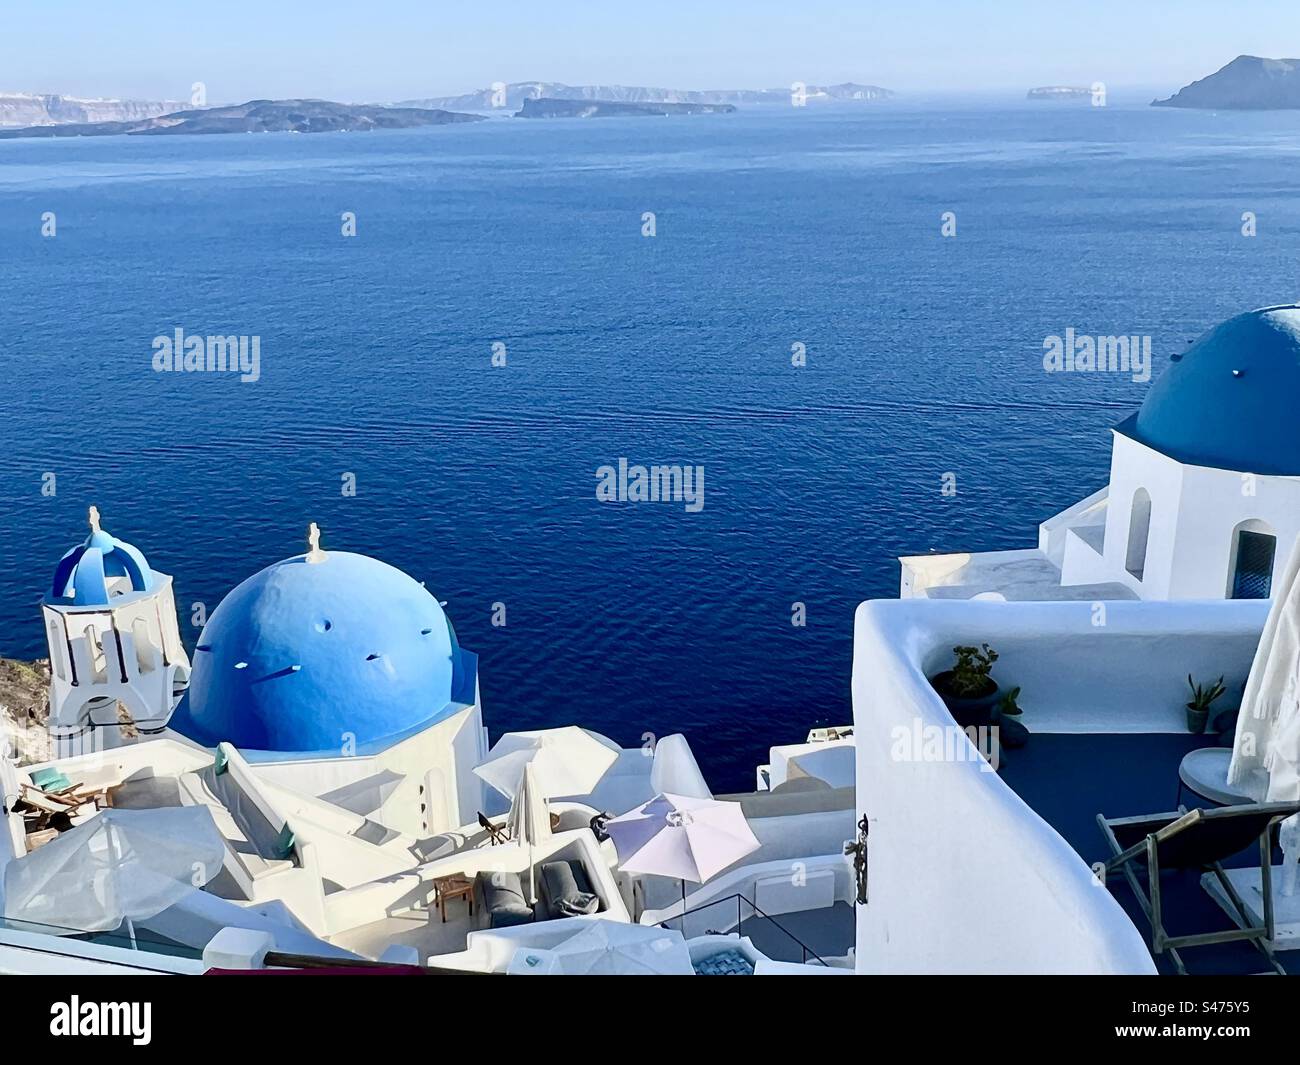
[
  {"x1": 1125, "y1": 488, "x2": 1152, "y2": 580},
  {"x1": 1229, "y1": 519, "x2": 1277, "y2": 600}
]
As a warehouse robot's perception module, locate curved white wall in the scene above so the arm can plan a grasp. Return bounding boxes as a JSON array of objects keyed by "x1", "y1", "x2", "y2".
[{"x1": 846, "y1": 598, "x2": 1253, "y2": 974}]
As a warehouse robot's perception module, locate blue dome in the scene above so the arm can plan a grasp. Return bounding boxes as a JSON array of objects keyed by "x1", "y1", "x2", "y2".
[
  {"x1": 1119, "y1": 305, "x2": 1300, "y2": 476},
  {"x1": 49, "y1": 514, "x2": 155, "y2": 607},
  {"x1": 173, "y1": 550, "x2": 475, "y2": 755}
]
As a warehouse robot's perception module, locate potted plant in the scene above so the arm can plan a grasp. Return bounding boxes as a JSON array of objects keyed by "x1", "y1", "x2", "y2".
[
  {"x1": 1186, "y1": 675, "x2": 1226, "y2": 734},
  {"x1": 931, "y1": 644, "x2": 1001, "y2": 728},
  {"x1": 996, "y1": 686, "x2": 1029, "y2": 748}
]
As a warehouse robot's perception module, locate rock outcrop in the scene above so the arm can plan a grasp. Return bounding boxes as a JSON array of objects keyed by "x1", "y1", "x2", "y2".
[
  {"x1": 1153, "y1": 56, "x2": 1300, "y2": 110},
  {"x1": 0, "y1": 99, "x2": 485, "y2": 139},
  {"x1": 0, "y1": 93, "x2": 184, "y2": 127}
]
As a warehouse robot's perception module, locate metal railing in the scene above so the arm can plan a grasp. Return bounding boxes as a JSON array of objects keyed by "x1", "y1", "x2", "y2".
[{"x1": 663, "y1": 892, "x2": 829, "y2": 966}]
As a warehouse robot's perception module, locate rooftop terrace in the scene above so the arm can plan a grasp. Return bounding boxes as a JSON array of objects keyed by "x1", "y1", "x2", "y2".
[{"x1": 1000, "y1": 732, "x2": 1294, "y2": 975}]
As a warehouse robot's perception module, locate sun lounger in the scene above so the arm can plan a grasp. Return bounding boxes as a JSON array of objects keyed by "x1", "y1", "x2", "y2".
[{"x1": 1097, "y1": 800, "x2": 1300, "y2": 974}]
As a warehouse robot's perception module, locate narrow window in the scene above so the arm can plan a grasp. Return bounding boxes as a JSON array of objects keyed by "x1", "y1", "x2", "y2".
[{"x1": 1125, "y1": 488, "x2": 1152, "y2": 580}]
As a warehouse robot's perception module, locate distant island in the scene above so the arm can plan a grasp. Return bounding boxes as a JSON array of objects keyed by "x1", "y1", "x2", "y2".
[
  {"x1": 0, "y1": 92, "x2": 183, "y2": 127},
  {"x1": 1153, "y1": 55, "x2": 1300, "y2": 109},
  {"x1": 1027, "y1": 86, "x2": 1092, "y2": 100},
  {"x1": 399, "y1": 81, "x2": 893, "y2": 111},
  {"x1": 516, "y1": 97, "x2": 737, "y2": 119},
  {"x1": 0, "y1": 99, "x2": 483, "y2": 139}
]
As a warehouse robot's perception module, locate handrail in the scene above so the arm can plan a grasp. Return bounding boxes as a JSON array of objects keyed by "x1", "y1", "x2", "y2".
[{"x1": 664, "y1": 892, "x2": 829, "y2": 966}]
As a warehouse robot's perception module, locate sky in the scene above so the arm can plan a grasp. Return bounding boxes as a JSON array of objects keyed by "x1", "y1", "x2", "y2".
[{"x1": 4, "y1": 1, "x2": 1299, "y2": 103}]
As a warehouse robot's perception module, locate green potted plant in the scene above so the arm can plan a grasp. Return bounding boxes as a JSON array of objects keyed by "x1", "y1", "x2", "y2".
[
  {"x1": 931, "y1": 644, "x2": 1001, "y2": 728},
  {"x1": 996, "y1": 686, "x2": 1029, "y2": 748},
  {"x1": 1186, "y1": 675, "x2": 1226, "y2": 734}
]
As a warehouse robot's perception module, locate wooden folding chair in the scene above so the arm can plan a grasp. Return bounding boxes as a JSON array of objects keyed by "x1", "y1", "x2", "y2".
[
  {"x1": 1098, "y1": 801, "x2": 1300, "y2": 975},
  {"x1": 477, "y1": 811, "x2": 510, "y2": 845}
]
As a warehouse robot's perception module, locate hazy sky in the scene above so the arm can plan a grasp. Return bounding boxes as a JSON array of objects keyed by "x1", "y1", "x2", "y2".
[{"x1": 5, "y1": 1, "x2": 1298, "y2": 102}]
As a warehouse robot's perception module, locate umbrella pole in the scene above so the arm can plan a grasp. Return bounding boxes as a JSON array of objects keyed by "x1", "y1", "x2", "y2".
[{"x1": 680, "y1": 879, "x2": 686, "y2": 934}]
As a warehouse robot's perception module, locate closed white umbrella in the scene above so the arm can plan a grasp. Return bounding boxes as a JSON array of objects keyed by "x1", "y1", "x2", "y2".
[
  {"x1": 474, "y1": 727, "x2": 619, "y2": 802},
  {"x1": 1230, "y1": 534, "x2": 1300, "y2": 891},
  {"x1": 605, "y1": 793, "x2": 760, "y2": 923},
  {"x1": 540, "y1": 919, "x2": 694, "y2": 975},
  {"x1": 507, "y1": 763, "x2": 552, "y2": 904}
]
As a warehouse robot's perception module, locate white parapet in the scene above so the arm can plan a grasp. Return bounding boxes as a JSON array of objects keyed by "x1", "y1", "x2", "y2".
[{"x1": 850, "y1": 596, "x2": 1270, "y2": 974}]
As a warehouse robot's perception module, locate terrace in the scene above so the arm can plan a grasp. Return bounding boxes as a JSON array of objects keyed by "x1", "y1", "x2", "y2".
[{"x1": 851, "y1": 595, "x2": 1283, "y2": 974}]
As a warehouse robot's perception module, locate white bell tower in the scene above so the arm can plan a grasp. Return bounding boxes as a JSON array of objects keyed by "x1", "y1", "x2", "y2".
[{"x1": 41, "y1": 506, "x2": 190, "y2": 749}]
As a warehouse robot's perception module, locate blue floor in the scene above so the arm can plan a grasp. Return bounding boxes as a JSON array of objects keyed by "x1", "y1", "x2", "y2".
[
  {"x1": 999, "y1": 731, "x2": 1291, "y2": 975},
  {"x1": 739, "y1": 902, "x2": 855, "y2": 966}
]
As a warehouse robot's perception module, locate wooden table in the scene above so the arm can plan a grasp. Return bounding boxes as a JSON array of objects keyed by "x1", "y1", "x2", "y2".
[{"x1": 433, "y1": 874, "x2": 474, "y2": 923}]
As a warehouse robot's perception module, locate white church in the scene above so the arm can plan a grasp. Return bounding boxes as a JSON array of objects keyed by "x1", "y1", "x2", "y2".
[{"x1": 901, "y1": 304, "x2": 1300, "y2": 603}]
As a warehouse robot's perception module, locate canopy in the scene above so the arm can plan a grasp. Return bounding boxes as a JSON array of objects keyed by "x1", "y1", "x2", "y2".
[
  {"x1": 1230, "y1": 534, "x2": 1300, "y2": 803},
  {"x1": 474, "y1": 727, "x2": 618, "y2": 801},
  {"x1": 519, "y1": 919, "x2": 694, "y2": 975},
  {"x1": 3, "y1": 806, "x2": 226, "y2": 934},
  {"x1": 604, "y1": 793, "x2": 760, "y2": 883}
]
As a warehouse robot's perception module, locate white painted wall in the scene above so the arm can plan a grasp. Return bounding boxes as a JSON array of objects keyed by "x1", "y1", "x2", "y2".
[
  {"x1": 849, "y1": 597, "x2": 1271, "y2": 974},
  {"x1": 249, "y1": 703, "x2": 486, "y2": 837},
  {"x1": 1063, "y1": 433, "x2": 1300, "y2": 601}
]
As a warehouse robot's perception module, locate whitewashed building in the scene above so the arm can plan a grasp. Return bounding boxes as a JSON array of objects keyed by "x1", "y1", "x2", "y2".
[{"x1": 901, "y1": 305, "x2": 1300, "y2": 603}]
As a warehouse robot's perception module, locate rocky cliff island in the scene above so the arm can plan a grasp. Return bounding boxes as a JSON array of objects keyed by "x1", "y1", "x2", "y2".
[
  {"x1": 515, "y1": 97, "x2": 737, "y2": 119},
  {"x1": 0, "y1": 99, "x2": 484, "y2": 139},
  {"x1": 402, "y1": 81, "x2": 893, "y2": 111},
  {"x1": 0, "y1": 92, "x2": 184, "y2": 127},
  {"x1": 1154, "y1": 55, "x2": 1300, "y2": 109}
]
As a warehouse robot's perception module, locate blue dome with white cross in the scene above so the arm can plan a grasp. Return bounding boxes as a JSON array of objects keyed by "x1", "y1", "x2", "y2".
[{"x1": 172, "y1": 534, "x2": 477, "y2": 757}]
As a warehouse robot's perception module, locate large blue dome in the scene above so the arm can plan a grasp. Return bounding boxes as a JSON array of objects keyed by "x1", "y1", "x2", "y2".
[
  {"x1": 1118, "y1": 305, "x2": 1300, "y2": 476},
  {"x1": 173, "y1": 549, "x2": 476, "y2": 755}
]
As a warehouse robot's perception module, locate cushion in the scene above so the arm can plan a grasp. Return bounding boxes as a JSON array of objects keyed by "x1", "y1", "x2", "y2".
[
  {"x1": 31, "y1": 767, "x2": 71, "y2": 792},
  {"x1": 540, "y1": 860, "x2": 600, "y2": 916},
  {"x1": 477, "y1": 870, "x2": 534, "y2": 927}
]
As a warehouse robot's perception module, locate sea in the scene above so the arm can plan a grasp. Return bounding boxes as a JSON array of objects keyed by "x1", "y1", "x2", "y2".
[{"x1": 2, "y1": 94, "x2": 1300, "y2": 790}]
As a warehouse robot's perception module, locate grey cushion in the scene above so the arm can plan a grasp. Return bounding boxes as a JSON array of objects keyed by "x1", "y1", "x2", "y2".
[
  {"x1": 476, "y1": 870, "x2": 534, "y2": 927},
  {"x1": 540, "y1": 860, "x2": 600, "y2": 917}
]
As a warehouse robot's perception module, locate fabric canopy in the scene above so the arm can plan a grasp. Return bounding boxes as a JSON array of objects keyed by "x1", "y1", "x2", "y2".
[
  {"x1": 3, "y1": 806, "x2": 226, "y2": 934},
  {"x1": 1230, "y1": 534, "x2": 1300, "y2": 803},
  {"x1": 1229, "y1": 533, "x2": 1300, "y2": 891},
  {"x1": 604, "y1": 792, "x2": 760, "y2": 883},
  {"x1": 543, "y1": 919, "x2": 694, "y2": 975},
  {"x1": 474, "y1": 727, "x2": 619, "y2": 801}
]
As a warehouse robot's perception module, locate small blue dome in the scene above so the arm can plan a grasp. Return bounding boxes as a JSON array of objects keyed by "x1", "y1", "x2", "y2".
[
  {"x1": 174, "y1": 549, "x2": 475, "y2": 755},
  {"x1": 1119, "y1": 305, "x2": 1300, "y2": 475},
  {"x1": 48, "y1": 513, "x2": 154, "y2": 607}
]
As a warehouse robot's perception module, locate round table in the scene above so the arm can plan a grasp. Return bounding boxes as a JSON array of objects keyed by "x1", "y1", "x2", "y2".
[{"x1": 1177, "y1": 747, "x2": 1254, "y2": 807}]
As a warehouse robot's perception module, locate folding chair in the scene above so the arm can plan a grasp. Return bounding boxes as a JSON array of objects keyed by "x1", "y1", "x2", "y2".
[
  {"x1": 1097, "y1": 801, "x2": 1300, "y2": 975},
  {"x1": 477, "y1": 811, "x2": 510, "y2": 845}
]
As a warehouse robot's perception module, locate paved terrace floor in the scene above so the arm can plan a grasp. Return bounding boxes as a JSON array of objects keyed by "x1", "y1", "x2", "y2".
[{"x1": 1000, "y1": 732, "x2": 1294, "y2": 975}]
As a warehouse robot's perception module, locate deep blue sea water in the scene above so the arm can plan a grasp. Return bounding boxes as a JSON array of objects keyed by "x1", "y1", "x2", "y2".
[{"x1": 3, "y1": 99, "x2": 1300, "y2": 790}]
